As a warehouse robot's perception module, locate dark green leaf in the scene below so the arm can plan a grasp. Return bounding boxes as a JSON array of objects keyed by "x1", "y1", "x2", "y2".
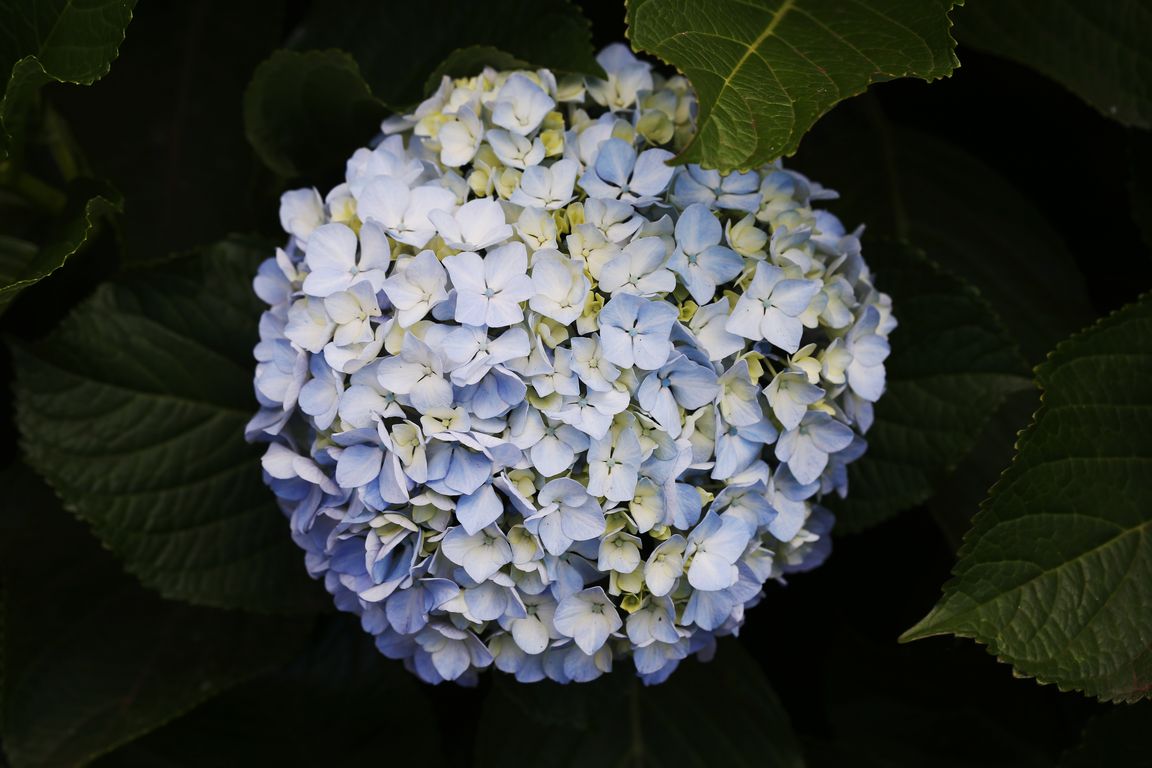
[
  {"x1": 291, "y1": 0, "x2": 599, "y2": 108},
  {"x1": 474, "y1": 640, "x2": 804, "y2": 768},
  {"x1": 1, "y1": 57, "x2": 53, "y2": 162},
  {"x1": 0, "y1": 463, "x2": 310, "y2": 768},
  {"x1": 0, "y1": 178, "x2": 120, "y2": 313},
  {"x1": 1059, "y1": 702, "x2": 1152, "y2": 767},
  {"x1": 49, "y1": 0, "x2": 288, "y2": 264},
  {"x1": 243, "y1": 49, "x2": 387, "y2": 180},
  {"x1": 423, "y1": 46, "x2": 532, "y2": 97},
  {"x1": 625, "y1": 0, "x2": 962, "y2": 172},
  {"x1": 11, "y1": 237, "x2": 326, "y2": 613},
  {"x1": 956, "y1": 0, "x2": 1152, "y2": 128},
  {"x1": 0, "y1": 0, "x2": 135, "y2": 83},
  {"x1": 0, "y1": 0, "x2": 136, "y2": 160},
  {"x1": 0, "y1": 236, "x2": 37, "y2": 288},
  {"x1": 831, "y1": 243, "x2": 1030, "y2": 534},
  {"x1": 902, "y1": 293, "x2": 1152, "y2": 703},
  {"x1": 94, "y1": 616, "x2": 443, "y2": 767},
  {"x1": 793, "y1": 97, "x2": 1094, "y2": 364}
]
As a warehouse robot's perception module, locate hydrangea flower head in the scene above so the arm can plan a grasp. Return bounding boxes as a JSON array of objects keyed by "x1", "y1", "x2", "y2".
[{"x1": 249, "y1": 44, "x2": 893, "y2": 686}]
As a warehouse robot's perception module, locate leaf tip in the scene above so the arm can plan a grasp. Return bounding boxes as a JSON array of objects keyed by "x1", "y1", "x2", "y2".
[{"x1": 898, "y1": 606, "x2": 951, "y2": 643}]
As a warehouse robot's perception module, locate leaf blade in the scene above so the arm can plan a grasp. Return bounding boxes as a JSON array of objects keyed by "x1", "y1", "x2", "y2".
[
  {"x1": 0, "y1": 0, "x2": 137, "y2": 159},
  {"x1": 243, "y1": 48, "x2": 386, "y2": 180},
  {"x1": 625, "y1": 0, "x2": 962, "y2": 171},
  {"x1": 0, "y1": 464, "x2": 310, "y2": 768},
  {"x1": 0, "y1": 179, "x2": 120, "y2": 314},
  {"x1": 902, "y1": 293, "x2": 1152, "y2": 703},
  {"x1": 10, "y1": 238, "x2": 325, "y2": 613}
]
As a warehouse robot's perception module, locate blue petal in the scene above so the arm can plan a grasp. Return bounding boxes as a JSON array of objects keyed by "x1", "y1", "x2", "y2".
[
  {"x1": 629, "y1": 148, "x2": 675, "y2": 198},
  {"x1": 530, "y1": 434, "x2": 577, "y2": 476},
  {"x1": 456, "y1": 482, "x2": 505, "y2": 534},
  {"x1": 444, "y1": 445, "x2": 492, "y2": 495},
  {"x1": 682, "y1": 588, "x2": 735, "y2": 630},
  {"x1": 594, "y1": 138, "x2": 636, "y2": 188},
  {"x1": 675, "y1": 203, "x2": 722, "y2": 253},
  {"x1": 335, "y1": 445, "x2": 383, "y2": 489},
  {"x1": 665, "y1": 482, "x2": 703, "y2": 529},
  {"x1": 464, "y1": 580, "x2": 508, "y2": 621}
]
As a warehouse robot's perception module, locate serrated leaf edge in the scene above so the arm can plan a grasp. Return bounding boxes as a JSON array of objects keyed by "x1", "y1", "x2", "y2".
[{"x1": 900, "y1": 291, "x2": 1152, "y2": 704}]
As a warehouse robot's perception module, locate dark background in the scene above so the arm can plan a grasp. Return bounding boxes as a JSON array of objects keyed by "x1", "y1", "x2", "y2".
[{"x1": 3, "y1": 1, "x2": 1149, "y2": 765}]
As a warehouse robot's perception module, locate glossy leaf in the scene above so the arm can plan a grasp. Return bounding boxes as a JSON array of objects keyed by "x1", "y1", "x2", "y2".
[
  {"x1": 243, "y1": 49, "x2": 386, "y2": 180},
  {"x1": 903, "y1": 293, "x2": 1152, "y2": 703},
  {"x1": 0, "y1": 0, "x2": 136, "y2": 160},
  {"x1": 832, "y1": 243, "x2": 1030, "y2": 534},
  {"x1": 291, "y1": 0, "x2": 599, "y2": 108},
  {"x1": 625, "y1": 0, "x2": 962, "y2": 172},
  {"x1": 474, "y1": 641, "x2": 804, "y2": 768},
  {"x1": 0, "y1": 464, "x2": 309, "y2": 768},
  {"x1": 11, "y1": 237, "x2": 326, "y2": 613},
  {"x1": 957, "y1": 0, "x2": 1152, "y2": 129}
]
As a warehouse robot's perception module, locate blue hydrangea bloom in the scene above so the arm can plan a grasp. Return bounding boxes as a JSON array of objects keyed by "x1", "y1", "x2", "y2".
[{"x1": 248, "y1": 43, "x2": 894, "y2": 686}]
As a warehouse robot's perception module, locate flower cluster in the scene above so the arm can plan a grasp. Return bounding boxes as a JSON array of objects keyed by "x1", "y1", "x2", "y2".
[{"x1": 249, "y1": 44, "x2": 893, "y2": 685}]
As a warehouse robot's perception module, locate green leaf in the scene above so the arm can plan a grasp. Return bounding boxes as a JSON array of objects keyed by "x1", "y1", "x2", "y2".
[
  {"x1": 1059, "y1": 702, "x2": 1152, "y2": 767},
  {"x1": 49, "y1": 0, "x2": 289, "y2": 264},
  {"x1": 0, "y1": 178, "x2": 120, "y2": 314},
  {"x1": 11, "y1": 237, "x2": 326, "y2": 614},
  {"x1": 423, "y1": 46, "x2": 532, "y2": 97},
  {"x1": 474, "y1": 640, "x2": 804, "y2": 768},
  {"x1": 625, "y1": 0, "x2": 962, "y2": 172},
  {"x1": 243, "y1": 49, "x2": 387, "y2": 180},
  {"x1": 0, "y1": 0, "x2": 136, "y2": 83},
  {"x1": 291, "y1": 0, "x2": 599, "y2": 109},
  {"x1": 956, "y1": 0, "x2": 1152, "y2": 129},
  {"x1": 1, "y1": 58, "x2": 54, "y2": 162},
  {"x1": 93, "y1": 616, "x2": 444, "y2": 767},
  {"x1": 831, "y1": 243, "x2": 1030, "y2": 534},
  {"x1": 0, "y1": 0, "x2": 136, "y2": 160},
  {"x1": 792, "y1": 96, "x2": 1094, "y2": 364},
  {"x1": 902, "y1": 293, "x2": 1152, "y2": 703},
  {"x1": 0, "y1": 463, "x2": 310, "y2": 768}
]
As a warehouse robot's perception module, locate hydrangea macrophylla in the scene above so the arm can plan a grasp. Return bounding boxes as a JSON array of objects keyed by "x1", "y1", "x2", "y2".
[{"x1": 249, "y1": 44, "x2": 894, "y2": 686}]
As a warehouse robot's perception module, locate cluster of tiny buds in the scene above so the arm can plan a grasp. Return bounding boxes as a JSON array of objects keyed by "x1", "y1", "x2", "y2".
[{"x1": 249, "y1": 44, "x2": 893, "y2": 685}]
